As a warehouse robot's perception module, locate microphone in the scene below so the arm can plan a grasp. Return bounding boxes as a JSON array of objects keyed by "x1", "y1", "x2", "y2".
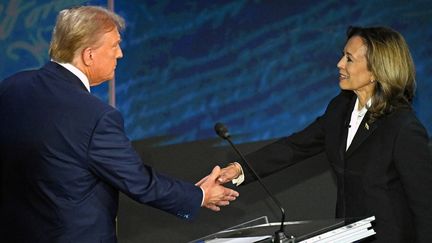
[
  {"x1": 214, "y1": 122, "x2": 295, "y2": 243},
  {"x1": 344, "y1": 119, "x2": 351, "y2": 128}
]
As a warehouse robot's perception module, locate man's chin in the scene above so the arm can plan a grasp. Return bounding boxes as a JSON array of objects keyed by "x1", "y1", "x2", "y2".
[{"x1": 90, "y1": 80, "x2": 107, "y2": 87}]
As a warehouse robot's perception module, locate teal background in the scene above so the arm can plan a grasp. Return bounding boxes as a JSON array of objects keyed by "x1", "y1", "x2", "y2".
[
  {"x1": 2, "y1": 1, "x2": 431, "y2": 242},
  {"x1": 1, "y1": 0, "x2": 430, "y2": 146}
]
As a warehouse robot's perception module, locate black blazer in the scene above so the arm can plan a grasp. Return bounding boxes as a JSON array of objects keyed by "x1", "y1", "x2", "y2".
[
  {"x1": 0, "y1": 62, "x2": 202, "y2": 243},
  {"x1": 244, "y1": 91, "x2": 432, "y2": 242}
]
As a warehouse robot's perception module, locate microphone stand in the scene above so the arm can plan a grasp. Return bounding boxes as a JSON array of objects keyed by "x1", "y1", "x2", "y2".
[{"x1": 216, "y1": 123, "x2": 295, "y2": 243}]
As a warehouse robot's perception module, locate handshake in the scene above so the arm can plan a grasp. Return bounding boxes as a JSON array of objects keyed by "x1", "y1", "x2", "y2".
[{"x1": 196, "y1": 163, "x2": 243, "y2": 212}]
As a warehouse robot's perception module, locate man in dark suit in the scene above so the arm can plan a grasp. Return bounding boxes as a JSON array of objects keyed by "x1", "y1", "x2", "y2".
[
  {"x1": 218, "y1": 27, "x2": 432, "y2": 242},
  {"x1": 0, "y1": 6, "x2": 238, "y2": 243}
]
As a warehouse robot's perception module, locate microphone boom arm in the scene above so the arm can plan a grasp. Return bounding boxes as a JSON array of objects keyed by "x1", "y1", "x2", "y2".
[
  {"x1": 225, "y1": 138, "x2": 286, "y2": 231},
  {"x1": 215, "y1": 122, "x2": 295, "y2": 243}
]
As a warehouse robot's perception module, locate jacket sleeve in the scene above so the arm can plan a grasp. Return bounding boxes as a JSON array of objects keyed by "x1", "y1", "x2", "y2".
[
  {"x1": 243, "y1": 115, "x2": 327, "y2": 183},
  {"x1": 241, "y1": 91, "x2": 352, "y2": 184},
  {"x1": 87, "y1": 109, "x2": 202, "y2": 220},
  {"x1": 393, "y1": 118, "x2": 432, "y2": 243}
]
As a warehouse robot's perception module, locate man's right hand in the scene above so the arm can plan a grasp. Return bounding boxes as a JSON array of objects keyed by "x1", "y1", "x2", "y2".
[{"x1": 196, "y1": 166, "x2": 239, "y2": 211}]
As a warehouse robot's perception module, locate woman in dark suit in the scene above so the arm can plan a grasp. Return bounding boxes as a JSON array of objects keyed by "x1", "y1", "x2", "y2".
[{"x1": 218, "y1": 26, "x2": 432, "y2": 242}]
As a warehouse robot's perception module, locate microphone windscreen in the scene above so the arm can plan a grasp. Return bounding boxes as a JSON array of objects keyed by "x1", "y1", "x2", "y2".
[{"x1": 214, "y1": 122, "x2": 230, "y2": 139}]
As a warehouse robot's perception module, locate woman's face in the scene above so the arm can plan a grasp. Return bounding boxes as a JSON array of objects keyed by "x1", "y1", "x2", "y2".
[{"x1": 337, "y1": 36, "x2": 375, "y2": 96}]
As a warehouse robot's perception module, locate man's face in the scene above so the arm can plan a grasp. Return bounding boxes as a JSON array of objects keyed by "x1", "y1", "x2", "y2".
[{"x1": 87, "y1": 28, "x2": 123, "y2": 86}]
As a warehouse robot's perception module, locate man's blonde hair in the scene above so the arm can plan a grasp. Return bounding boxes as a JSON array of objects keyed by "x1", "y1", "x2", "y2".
[{"x1": 49, "y1": 6, "x2": 125, "y2": 63}]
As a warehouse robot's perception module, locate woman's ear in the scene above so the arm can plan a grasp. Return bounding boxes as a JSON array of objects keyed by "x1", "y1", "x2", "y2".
[{"x1": 370, "y1": 73, "x2": 376, "y2": 83}]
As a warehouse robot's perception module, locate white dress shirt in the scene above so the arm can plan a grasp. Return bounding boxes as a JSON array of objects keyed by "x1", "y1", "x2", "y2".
[
  {"x1": 56, "y1": 62, "x2": 91, "y2": 92},
  {"x1": 346, "y1": 98, "x2": 371, "y2": 150}
]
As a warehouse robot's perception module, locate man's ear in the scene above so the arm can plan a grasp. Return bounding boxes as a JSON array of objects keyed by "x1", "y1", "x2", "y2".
[{"x1": 82, "y1": 47, "x2": 93, "y2": 66}]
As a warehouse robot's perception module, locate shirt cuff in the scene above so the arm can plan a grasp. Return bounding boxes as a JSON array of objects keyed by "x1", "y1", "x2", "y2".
[
  {"x1": 231, "y1": 162, "x2": 245, "y2": 186},
  {"x1": 200, "y1": 186, "x2": 205, "y2": 206}
]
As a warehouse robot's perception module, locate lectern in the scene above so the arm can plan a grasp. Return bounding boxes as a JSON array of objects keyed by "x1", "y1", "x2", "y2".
[{"x1": 190, "y1": 216, "x2": 375, "y2": 243}]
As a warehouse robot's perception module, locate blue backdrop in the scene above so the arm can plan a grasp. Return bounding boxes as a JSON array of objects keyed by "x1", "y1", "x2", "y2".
[{"x1": 1, "y1": 0, "x2": 431, "y2": 145}]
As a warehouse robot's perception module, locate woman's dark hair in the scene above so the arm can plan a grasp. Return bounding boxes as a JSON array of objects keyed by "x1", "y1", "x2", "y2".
[{"x1": 346, "y1": 26, "x2": 416, "y2": 122}]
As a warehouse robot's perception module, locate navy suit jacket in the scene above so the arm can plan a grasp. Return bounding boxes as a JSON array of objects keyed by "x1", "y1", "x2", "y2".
[
  {"x1": 244, "y1": 91, "x2": 432, "y2": 242},
  {"x1": 0, "y1": 62, "x2": 203, "y2": 243}
]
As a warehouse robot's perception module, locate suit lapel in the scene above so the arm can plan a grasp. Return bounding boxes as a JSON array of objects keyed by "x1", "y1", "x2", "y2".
[
  {"x1": 345, "y1": 112, "x2": 378, "y2": 158},
  {"x1": 338, "y1": 95, "x2": 356, "y2": 162}
]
